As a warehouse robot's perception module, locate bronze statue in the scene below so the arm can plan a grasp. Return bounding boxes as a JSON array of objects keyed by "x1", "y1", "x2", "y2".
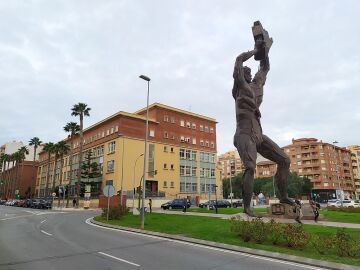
[{"x1": 232, "y1": 21, "x2": 293, "y2": 217}]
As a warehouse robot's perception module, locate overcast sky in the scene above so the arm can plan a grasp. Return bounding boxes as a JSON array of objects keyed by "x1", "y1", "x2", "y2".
[{"x1": 1, "y1": 0, "x2": 359, "y2": 154}]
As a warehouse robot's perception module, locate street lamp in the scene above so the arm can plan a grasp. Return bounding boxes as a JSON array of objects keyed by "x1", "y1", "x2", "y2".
[
  {"x1": 139, "y1": 74, "x2": 151, "y2": 230},
  {"x1": 133, "y1": 153, "x2": 144, "y2": 213}
]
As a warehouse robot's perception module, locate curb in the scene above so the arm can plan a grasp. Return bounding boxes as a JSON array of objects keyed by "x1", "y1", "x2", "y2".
[{"x1": 90, "y1": 218, "x2": 359, "y2": 270}]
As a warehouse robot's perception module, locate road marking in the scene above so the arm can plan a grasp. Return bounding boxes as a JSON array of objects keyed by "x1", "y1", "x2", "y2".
[
  {"x1": 86, "y1": 218, "x2": 325, "y2": 270},
  {"x1": 98, "y1": 252, "x2": 140, "y2": 267},
  {"x1": 40, "y1": 220, "x2": 46, "y2": 224},
  {"x1": 40, "y1": 230, "x2": 52, "y2": 236},
  {"x1": 0, "y1": 214, "x2": 34, "y2": 221}
]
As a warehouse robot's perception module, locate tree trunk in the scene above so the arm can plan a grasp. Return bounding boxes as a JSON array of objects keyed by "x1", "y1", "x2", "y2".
[
  {"x1": 30, "y1": 147, "x2": 37, "y2": 198},
  {"x1": 66, "y1": 139, "x2": 73, "y2": 208},
  {"x1": 51, "y1": 155, "x2": 58, "y2": 192},
  {"x1": 76, "y1": 114, "x2": 84, "y2": 208},
  {"x1": 58, "y1": 155, "x2": 64, "y2": 207},
  {"x1": 44, "y1": 153, "x2": 51, "y2": 197}
]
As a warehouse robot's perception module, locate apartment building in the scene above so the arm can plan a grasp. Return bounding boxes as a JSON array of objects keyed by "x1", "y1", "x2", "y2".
[
  {"x1": 35, "y1": 103, "x2": 220, "y2": 200},
  {"x1": 347, "y1": 145, "x2": 360, "y2": 199},
  {"x1": 255, "y1": 161, "x2": 277, "y2": 178},
  {"x1": 218, "y1": 150, "x2": 244, "y2": 179},
  {"x1": 283, "y1": 138, "x2": 355, "y2": 201}
]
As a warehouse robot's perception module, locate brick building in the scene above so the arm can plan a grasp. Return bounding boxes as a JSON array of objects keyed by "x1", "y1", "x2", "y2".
[
  {"x1": 283, "y1": 138, "x2": 355, "y2": 201},
  {"x1": 217, "y1": 150, "x2": 244, "y2": 179},
  {"x1": 35, "y1": 103, "x2": 220, "y2": 201},
  {"x1": 347, "y1": 145, "x2": 360, "y2": 199}
]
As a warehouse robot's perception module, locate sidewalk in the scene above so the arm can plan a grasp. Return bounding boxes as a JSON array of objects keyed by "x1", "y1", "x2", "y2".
[
  {"x1": 153, "y1": 209, "x2": 360, "y2": 229},
  {"x1": 51, "y1": 206, "x2": 101, "y2": 212}
]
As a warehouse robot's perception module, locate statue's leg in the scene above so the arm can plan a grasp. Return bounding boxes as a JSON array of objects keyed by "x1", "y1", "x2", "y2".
[
  {"x1": 234, "y1": 133, "x2": 258, "y2": 217},
  {"x1": 258, "y1": 135, "x2": 294, "y2": 205}
]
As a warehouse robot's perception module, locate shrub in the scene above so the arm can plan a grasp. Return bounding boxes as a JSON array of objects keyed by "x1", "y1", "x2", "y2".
[
  {"x1": 283, "y1": 224, "x2": 310, "y2": 249},
  {"x1": 268, "y1": 219, "x2": 284, "y2": 245},
  {"x1": 230, "y1": 217, "x2": 252, "y2": 242},
  {"x1": 327, "y1": 206, "x2": 360, "y2": 213},
  {"x1": 102, "y1": 205, "x2": 128, "y2": 220},
  {"x1": 310, "y1": 235, "x2": 334, "y2": 255},
  {"x1": 250, "y1": 218, "x2": 268, "y2": 244},
  {"x1": 334, "y1": 229, "x2": 352, "y2": 257}
]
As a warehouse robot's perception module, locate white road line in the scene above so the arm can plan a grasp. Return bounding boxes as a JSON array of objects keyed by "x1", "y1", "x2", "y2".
[
  {"x1": 40, "y1": 220, "x2": 46, "y2": 224},
  {"x1": 98, "y1": 252, "x2": 140, "y2": 267},
  {"x1": 0, "y1": 214, "x2": 34, "y2": 221},
  {"x1": 40, "y1": 230, "x2": 52, "y2": 236},
  {"x1": 86, "y1": 218, "x2": 326, "y2": 270}
]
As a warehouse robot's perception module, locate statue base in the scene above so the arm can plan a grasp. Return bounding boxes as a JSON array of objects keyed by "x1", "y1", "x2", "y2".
[{"x1": 267, "y1": 203, "x2": 317, "y2": 220}]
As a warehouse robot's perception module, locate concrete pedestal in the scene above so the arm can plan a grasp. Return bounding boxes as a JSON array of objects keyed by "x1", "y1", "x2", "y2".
[{"x1": 268, "y1": 203, "x2": 316, "y2": 220}]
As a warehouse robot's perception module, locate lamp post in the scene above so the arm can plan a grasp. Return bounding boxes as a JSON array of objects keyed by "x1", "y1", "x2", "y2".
[
  {"x1": 139, "y1": 74, "x2": 150, "y2": 230},
  {"x1": 333, "y1": 141, "x2": 343, "y2": 206},
  {"x1": 133, "y1": 153, "x2": 144, "y2": 213}
]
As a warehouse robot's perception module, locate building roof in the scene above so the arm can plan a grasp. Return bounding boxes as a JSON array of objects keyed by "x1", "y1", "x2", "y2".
[
  {"x1": 135, "y1": 102, "x2": 217, "y2": 123},
  {"x1": 83, "y1": 111, "x2": 159, "y2": 133}
]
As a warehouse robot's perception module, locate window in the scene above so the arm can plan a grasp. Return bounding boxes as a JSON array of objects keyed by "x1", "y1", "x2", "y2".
[
  {"x1": 170, "y1": 133, "x2": 175, "y2": 140},
  {"x1": 191, "y1": 151, "x2": 197, "y2": 161},
  {"x1": 180, "y1": 120, "x2": 185, "y2": 127},
  {"x1": 164, "y1": 115, "x2": 169, "y2": 122},
  {"x1": 180, "y1": 136, "x2": 185, "y2": 142},
  {"x1": 149, "y1": 130, "x2": 155, "y2": 137},
  {"x1": 170, "y1": 181, "x2": 174, "y2": 188},
  {"x1": 111, "y1": 127, "x2": 114, "y2": 134},
  {"x1": 106, "y1": 180, "x2": 113, "y2": 185},
  {"x1": 180, "y1": 165, "x2": 185, "y2": 176},
  {"x1": 170, "y1": 147, "x2": 174, "y2": 153},
  {"x1": 210, "y1": 127, "x2": 214, "y2": 133},
  {"x1": 164, "y1": 131, "x2": 168, "y2": 139},
  {"x1": 170, "y1": 164, "x2": 174, "y2": 170},
  {"x1": 186, "y1": 122, "x2": 191, "y2": 128},
  {"x1": 200, "y1": 152, "x2": 204, "y2": 161},
  {"x1": 211, "y1": 169, "x2": 215, "y2": 177},
  {"x1": 192, "y1": 167, "x2": 197, "y2": 176},
  {"x1": 200, "y1": 125, "x2": 204, "y2": 131},
  {"x1": 180, "y1": 149, "x2": 185, "y2": 159},
  {"x1": 106, "y1": 129, "x2": 110, "y2": 136},
  {"x1": 163, "y1": 181, "x2": 167, "y2": 188},
  {"x1": 200, "y1": 140, "x2": 204, "y2": 146},
  {"x1": 108, "y1": 141, "x2": 116, "y2": 153},
  {"x1": 163, "y1": 163, "x2": 167, "y2": 169},
  {"x1": 170, "y1": 117, "x2": 175, "y2": 123},
  {"x1": 185, "y1": 150, "x2": 191, "y2": 160},
  {"x1": 102, "y1": 131, "x2": 105, "y2": 138},
  {"x1": 185, "y1": 166, "x2": 191, "y2": 176},
  {"x1": 204, "y1": 126, "x2": 209, "y2": 132},
  {"x1": 192, "y1": 123, "x2": 196, "y2": 129},
  {"x1": 107, "y1": 160, "x2": 114, "y2": 172},
  {"x1": 210, "y1": 142, "x2": 214, "y2": 148},
  {"x1": 297, "y1": 161, "x2": 302, "y2": 166},
  {"x1": 115, "y1": 126, "x2": 119, "y2": 132},
  {"x1": 192, "y1": 138, "x2": 196, "y2": 145},
  {"x1": 164, "y1": 146, "x2": 168, "y2": 152}
]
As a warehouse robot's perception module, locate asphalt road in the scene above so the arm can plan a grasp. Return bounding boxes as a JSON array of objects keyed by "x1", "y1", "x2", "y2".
[{"x1": 0, "y1": 206, "x2": 327, "y2": 270}]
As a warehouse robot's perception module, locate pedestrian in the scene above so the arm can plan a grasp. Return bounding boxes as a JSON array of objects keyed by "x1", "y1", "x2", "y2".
[
  {"x1": 148, "y1": 198, "x2": 152, "y2": 213},
  {"x1": 182, "y1": 198, "x2": 187, "y2": 213},
  {"x1": 72, "y1": 198, "x2": 76, "y2": 208},
  {"x1": 293, "y1": 199, "x2": 303, "y2": 224},
  {"x1": 310, "y1": 200, "x2": 320, "y2": 222}
]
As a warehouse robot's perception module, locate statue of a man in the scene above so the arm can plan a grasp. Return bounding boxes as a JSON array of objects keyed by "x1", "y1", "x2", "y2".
[{"x1": 232, "y1": 24, "x2": 293, "y2": 217}]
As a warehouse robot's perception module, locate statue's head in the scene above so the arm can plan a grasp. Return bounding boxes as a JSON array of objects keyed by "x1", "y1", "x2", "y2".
[{"x1": 243, "y1": 66, "x2": 252, "y2": 83}]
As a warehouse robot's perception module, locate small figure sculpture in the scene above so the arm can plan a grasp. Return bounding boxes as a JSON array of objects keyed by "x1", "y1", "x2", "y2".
[{"x1": 232, "y1": 21, "x2": 293, "y2": 217}]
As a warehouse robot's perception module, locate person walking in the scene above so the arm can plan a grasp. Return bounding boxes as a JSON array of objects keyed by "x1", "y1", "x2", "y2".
[
  {"x1": 148, "y1": 198, "x2": 152, "y2": 213},
  {"x1": 294, "y1": 199, "x2": 303, "y2": 224},
  {"x1": 310, "y1": 200, "x2": 320, "y2": 222},
  {"x1": 72, "y1": 198, "x2": 77, "y2": 208}
]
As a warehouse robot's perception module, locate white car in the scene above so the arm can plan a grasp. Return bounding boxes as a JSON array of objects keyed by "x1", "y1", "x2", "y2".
[
  {"x1": 342, "y1": 200, "x2": 355, "y2": 207},
  {"x1": 327, "y1": 199, "x2": 341, "y2": 207}
]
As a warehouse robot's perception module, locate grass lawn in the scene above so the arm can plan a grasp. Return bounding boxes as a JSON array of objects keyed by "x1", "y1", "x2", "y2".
[
  {"x1": 320, "y1": 209, "x2": 360, "y2": 224},
  {"x1": 94, "y1": 212, "x2": 360, "y2": 266},
  {"x1": 169, "y1": 207, "x2": 267, "y2": 215}
]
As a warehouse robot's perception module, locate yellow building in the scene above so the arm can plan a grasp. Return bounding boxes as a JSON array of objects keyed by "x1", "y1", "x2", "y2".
[{"x1": 35, "y1": 103, "x2": 220, "y2": 204}]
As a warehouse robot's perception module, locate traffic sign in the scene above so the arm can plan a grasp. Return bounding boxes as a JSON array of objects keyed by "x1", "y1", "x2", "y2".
[{"x1": 103, "y1": 185, "x2": 115, "y2": 197}]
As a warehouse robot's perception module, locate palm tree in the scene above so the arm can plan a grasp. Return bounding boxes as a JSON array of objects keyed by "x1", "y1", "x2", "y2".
[
  {"x1": 0, "y1": 153, "x2": 6, "y2": 198},
  {"x1": 16, "y1": 146, "x2": 29, "y2": 198},
  {"x1": 71, "y1": 103, "x2": 91, "y2": 206},
  {"x1": 56, "y1": 141, "x2": 70, "y2": 207},
  {"x1": 43, "y1": 142, "x2": 54, "y2": 197},
  {"x1": 29, "y1": 137, "x2": 42, "y2": 198},
  {"x1": 51, "y1": 143, "x2": 60, "y2": 192},
  {"x1": 64, "y1": 122, "x2": 80, "y2": 207}
]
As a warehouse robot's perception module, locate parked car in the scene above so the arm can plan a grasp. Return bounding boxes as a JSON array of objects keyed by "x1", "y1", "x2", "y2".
[
  {"x1": 232, "y1": 199, "x2": 243, "y2": 208},
  {"x1": 327, "y1": 199, "x2": 341, "y2": 207},
  {"x1": 354, "y1": 200, "x2": 360, "y2": 208},
  {"x1": 16, "y1": 200, "x2": 26, "y2": 207},
  {"x1": 0, "y1": 199, "x2": 7, "y2": 205},
  {"x1": 213, "y1": 200, "x2": 231, "y2": 208},
  {"x1": 342, "y1": 200, "x2": 355, "y2": 207},
  {"x1": 161, "y1": 199, "x2": 190, "y2": 210},
  {"x1": 199, "y1": 200, "x2": 216, "y2": 209}
]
